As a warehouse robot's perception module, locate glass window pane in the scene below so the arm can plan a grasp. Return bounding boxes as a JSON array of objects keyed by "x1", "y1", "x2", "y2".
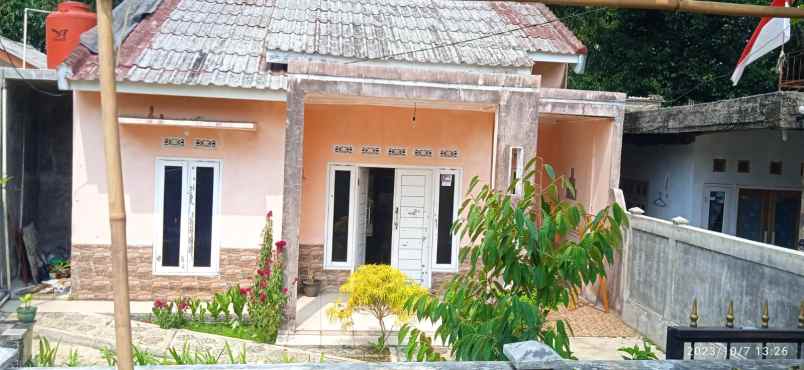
[
  {"x1": 437, "y1": 174, "x2": 455, "y2": 265},
  {"x1": 193, "y1": 166, "x2": 214, "y2": 267},
  {"x1": 706, "y1": 190, "x2": 725, "y2": 232},
  {"x1": 331, "y1": 170, "x2": 351, "y2": 262},
  {"x1": 162, "y1": 165, "x2": 183, "y2": 267}
]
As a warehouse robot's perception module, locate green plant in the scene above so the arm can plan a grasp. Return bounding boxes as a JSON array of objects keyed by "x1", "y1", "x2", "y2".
[
  {"x1": 166, "y1": 342, "x2": 223, "y2": 365},
  {"x1": 212, "y1": 292, "x2": 231, "y2": 321},
  {"x1": 152, "y1": 299, "x2": 186, "y2": 329},
  {"x1": 30, "y1": 337, "x2": 59, "y2": 367},
  {"x1": 228, "y1": 285, "x2": 248, "y2": 323},
  {"x1": 246, "y1": 211, "x2": 289, "y2": 343},
  {"x1": 132, "y1": 345, "x2": 160, "y2": 365},
  {"x1": 224, "y1": 343, "x2": 247, "y2": 364},
  {"x1": 19, "y1": 293, "x2": 32, "y2": 308},
  {"x1": 327, "y1": 264, "x2": 427, "y2": 353},
  {"x1": 99, "y1": 346, "x2": 117, "y2": 366},
  {"x1": 399, "y1": 159, "x2": 628, "y2": 361},
  {"x1": 278, "y1": 351, "x2": 296, "y2": 363},
  {"x1": 206, "y1": 300, "x2": 223, "y2": 321},
  {"x1": 188, "y1": 297, "x2": 203, "y2": 322},
  {"x1": 65, "y1": 348, "x2": 79, "y2": 367},
  {"x1": 619, "y1": 340, "x2": 659, "y2": 360}
]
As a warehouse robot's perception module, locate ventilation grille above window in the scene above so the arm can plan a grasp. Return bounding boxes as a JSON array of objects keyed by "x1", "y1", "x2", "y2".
[
  {"x1": 193, "y1": 138, "x2": 217, "y2": 150},
  {"x1": 440, "y1": 149, "x2": 459, "y2": 159},
  {"x1": 162, "y1": 137, "x2": 185, "y2": 148},
  {"x1": 333, "y1": 144, "x2": 353, "y2": 154},
  {"x1": 737, "y1": 160, "x2": 751, "y2": 174},
  {"x1": 414, "y1": 148, "x2": 433, "y2": 158},
  {"x1": 770, "y1": 161, "x2": 783, "y2": 175},
  {"x1": 361, "y1": 145, "x2": 381, "y2": 156},
  {"x1": 388, "y1": 147, "x2": 407, "y2": 157},
  {"x1": 712, "y1": 158, "x2": 726, "y2": 173}
]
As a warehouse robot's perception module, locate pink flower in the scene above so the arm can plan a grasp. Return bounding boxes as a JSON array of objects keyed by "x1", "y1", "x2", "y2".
[
  {"x1": 266, "y1": 211, "x2": 273, "y2": 219},
  {"x1": 257, "y1": 267, "x2": 271, "y2": 277},
  {"x1": 153, "y1": 299, "x2": 166, "y2": 309},
  {"x1": 240, "y1": 287, "x2": 251, "y2": 296},
  {"x1": 259, "y1": 291, "x2": 267, "y2": 303},
  {"x1": 275, "y1": 240, "x2": 287, "y2": 253},
  {"x1": 282, "y1": 287, "x2": 288, "y2": 295},
  {"x1": 177, "y1": 302, "x2": 188, "y2": 312},
  {"x1": 260, "y1": 280, "x2": 267, "y2": 288}
]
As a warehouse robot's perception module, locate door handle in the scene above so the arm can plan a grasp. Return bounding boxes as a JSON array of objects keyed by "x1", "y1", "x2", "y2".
[{"x1": 394, "y1": 207, "x2": 399, "y2": 230}]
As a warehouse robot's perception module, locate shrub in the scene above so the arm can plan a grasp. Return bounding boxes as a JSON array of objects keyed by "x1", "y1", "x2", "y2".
[
  {"x1": 228, "y1": 285, "x2": 248, "y2": 323},
  {"x1": 29, "y1": 337, "x2": 59, "y2": 367},
  {"x1": 328, "y1": 264, "x2": 427, "y2": 352},
  {"x1": 246, "y1": 211, "x2": 288, "y2": 343},
  {"x1": 619, "y1": 340, "x2": 659, "y2": 360},
  {"x1": 212, "y1": 292, "x2": 231, "y2": 321},
  {"x1": 206, "y1": 299, "x2": 223, "y2": 321},
  {"x1": 152, "y1": 299, "x2": 186, "y2": 329},
  {"x1": 400, "y1": 159, "x2": 628, "y2": 361}
]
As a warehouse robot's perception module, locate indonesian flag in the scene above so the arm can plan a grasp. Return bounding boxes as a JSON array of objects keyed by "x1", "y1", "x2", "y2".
[{"x1": 731, "y1": 0, "x2": 791, "y2": 86}]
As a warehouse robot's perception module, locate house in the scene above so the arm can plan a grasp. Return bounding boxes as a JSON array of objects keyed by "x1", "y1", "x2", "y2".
[
  {"x1": 622, "y1": 91, "x2": 804, "y2": 251},
  {"x1": 0, "y1": 36, "x2": 48, "y2": 69},
  {"x1": 58, "y1": 0, "x2": 625, "y2": 321}
]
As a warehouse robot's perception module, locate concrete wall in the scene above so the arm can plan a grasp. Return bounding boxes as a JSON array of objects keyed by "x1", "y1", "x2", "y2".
[
  {"x1": 621, "y1": 211, "x2": 804, "y2": 348},
  {"x1": 621, "y1": 129, "x2": 804, "y2": 231}
]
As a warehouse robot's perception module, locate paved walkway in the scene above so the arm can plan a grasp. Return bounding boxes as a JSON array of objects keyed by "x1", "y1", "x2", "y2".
[{"x1": 5, "y1": 297, "x2": 661, "y2": 362}]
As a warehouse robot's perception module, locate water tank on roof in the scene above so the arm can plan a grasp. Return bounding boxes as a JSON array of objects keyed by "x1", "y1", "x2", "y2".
[{"x1": 46, "y1": 1, "x2": 96, "y2": 69}]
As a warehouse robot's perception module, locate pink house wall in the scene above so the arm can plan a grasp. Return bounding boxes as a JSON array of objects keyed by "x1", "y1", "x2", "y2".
[
  {"x1": 537, "y1": 117, "x2": 615, "y2": 214},
  {"x1": 71, "y1": 91, "x2": 286, "y2": 299},
  {"x1": 299, "y1": 104, "x2": 495, "y2": 245}
]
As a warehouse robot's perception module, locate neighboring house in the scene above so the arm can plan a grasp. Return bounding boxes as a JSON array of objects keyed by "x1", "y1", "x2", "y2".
[
  {"x1": 622, "y1": 92, "x2": 804, "y2": 251},
  {"x1": 59, "y1": 0, "x2": 625, "y2": 320},
  {"x1": 0, "y1": 36, "x2": 47, "y2": 69}
]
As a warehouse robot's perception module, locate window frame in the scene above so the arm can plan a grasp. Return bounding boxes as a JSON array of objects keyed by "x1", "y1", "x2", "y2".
[
  {"x1": 431, "y1": 168, "x2": 462, "y2": 272},
  {"x1": 323, "y1": 165, "x2": 358, "y2": 270},
  {"x1": 153, "y1": 158, "x2": 222, "y2": 276},
  {"x1": 508, "y1": 146, "x2": 524, "y2": 196}
]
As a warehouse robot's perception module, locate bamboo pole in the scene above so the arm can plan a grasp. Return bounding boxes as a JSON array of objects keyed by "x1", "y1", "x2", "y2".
[
  {"x1": 504, "y1": 0, "x2": 804, "y2": 18},
  {"x1": 96, "y1": 0, "x2": 134, "y2": 369}
]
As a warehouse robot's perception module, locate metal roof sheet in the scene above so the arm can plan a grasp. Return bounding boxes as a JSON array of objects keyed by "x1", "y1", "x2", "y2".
[{"x1": 65, "y1": 0, "x2": 586, "y2": 89}]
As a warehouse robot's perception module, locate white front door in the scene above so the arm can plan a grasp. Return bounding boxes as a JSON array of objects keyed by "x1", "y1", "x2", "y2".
[{"x1": 392, "y1": 169, "x2": 433, "y2": 288}]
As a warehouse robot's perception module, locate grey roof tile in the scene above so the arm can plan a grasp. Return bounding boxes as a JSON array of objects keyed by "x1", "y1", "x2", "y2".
[{"x1": 69, "y1": 0, "x2": 586, "y2": 89}]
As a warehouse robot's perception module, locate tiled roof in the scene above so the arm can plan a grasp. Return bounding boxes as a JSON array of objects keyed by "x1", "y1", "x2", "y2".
[
  {"x1": 65, "y1": 0, "x2": 586, "y2": 89},
  {"x1": 0, "y1": 35, "x2": 48, "y2": 69}
]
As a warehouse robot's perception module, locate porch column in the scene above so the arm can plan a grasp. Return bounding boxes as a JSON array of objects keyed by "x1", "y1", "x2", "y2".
[
  {"x1": 281, "y1": 79, "x2": 304, "y2": 325},
  {"x1": 493, "y1": 91, "x2": 540, "y2": 191}
]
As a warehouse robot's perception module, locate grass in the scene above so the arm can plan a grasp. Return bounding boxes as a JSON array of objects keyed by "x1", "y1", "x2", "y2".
[{"x1": 183, "y1": 321, "x2": 267, "y2": 342}]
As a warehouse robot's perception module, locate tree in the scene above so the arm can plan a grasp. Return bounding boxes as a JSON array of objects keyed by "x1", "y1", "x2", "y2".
[
  {"x1": 553, "y1": 2, "x2": 804, "y2": 104},
  {"x1": 328, "y1": 264, "x2": 428, "y2": 352},
  {"x1": 400, "y1": 159, "x2": 628, "y2": 361}
]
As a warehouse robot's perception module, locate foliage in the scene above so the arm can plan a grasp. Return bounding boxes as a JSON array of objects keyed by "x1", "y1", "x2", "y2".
[
  {"x1": 151, "y1": 299, "x2": 186, "y2": 329},
  {"x1": 223, "y1": 343, "x2": 248, "y2": 364},
  {"x1": 19, "y1": 293, "x2": 33, "y2": 308},
  {"x1": 99, "y1": 346, "x2": 116, "y2": 367},
  {"x1": 48, "y1": 259, "x2": 70, "y2": 278},
  {"x1": 0, "y1": 176, "x2": 10, "y2": 189},
  {"x1": 212, "y1": 292, "x2": 231, "y2": 321},
  {"x1": 246, "y1": 211, "x2": 288, "y2": 343},
  {"x1": 167, "y1": 342, "x2": 223, "y2": 365},
  {"x1": 132, "y1": 345, "x2": 160, "y2": 365},
  {"x1": 327, "y1": 264, "x2": 427, "y2": 352},
  {"x1": 553, "y1": 3, "x2": 804, "y2": 105},
  {"x1": 65, "y1": 349, "x2": 79, "y2": 367},
  {"x1": 188, "y1": 297, "x2": 205, "y2": 322},
  {"x1": 400, "y1": 159, "x2": 628, "y2": 361},
  {"x1": 184, "y1": 321, "x2": 263, "y2": 342},
  {"x1": 619, "y1": 340, "x2": 659, "y2": 360},
  {"x1": 228, "y1": 285, "x2": 248, "y2": 323},
  {"x1": 28, "y1": 337, "x2": 59, "y2": 367},
  {"x1": 205, "y1": 299, "x2": 224, "y2": 322}
]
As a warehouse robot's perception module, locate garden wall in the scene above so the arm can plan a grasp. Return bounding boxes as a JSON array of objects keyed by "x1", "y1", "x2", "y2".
[{"x1": 621, "y1": 211, "x2": 804, "y2": 349}]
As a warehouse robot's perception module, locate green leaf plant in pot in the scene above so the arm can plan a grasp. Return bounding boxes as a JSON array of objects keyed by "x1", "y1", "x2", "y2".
[{"x1": 17, "y1": 294, "x2": 36, "y2": 323}]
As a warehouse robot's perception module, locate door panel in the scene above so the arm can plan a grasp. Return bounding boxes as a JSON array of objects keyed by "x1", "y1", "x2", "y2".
[
  {"x1": 392, "y1": 169, "x2": 432, "y2": 288},
  {"x1": 355, "y1": 168, "x2": 369, "y2": 267},
  {"x1": 737, "y1": 188, "x2": 801, "y2": 249}
]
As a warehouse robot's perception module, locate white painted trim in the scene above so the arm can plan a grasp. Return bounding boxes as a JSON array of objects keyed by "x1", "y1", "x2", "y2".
[
  {"x1": 153, "y1": 157, "x2": 222, "y2": 276},
  {"x1": 323, "y1": 165, "x2": 357, "y2": 270},
  {"x1": 65, "y1": 80, "x2": 288, "y2": 101},
  {"x1": 292, "y1": 74, "x2": 539, "y2": 94},
  {"x1": 119, "y1": 116, "x2": 256, "y2": 131},
  {"x1": 431, "y1": 168, "x2": 463, "y2": 273},
  {"x1": 701, "y1": 184, "x2": 734, "y2": 235},
  {"x1": 508, "y1": 146, "x2": 524, "y2": 196},
  {"x1": 528, "y1": 52, "x2": 584, "y2": 65}
]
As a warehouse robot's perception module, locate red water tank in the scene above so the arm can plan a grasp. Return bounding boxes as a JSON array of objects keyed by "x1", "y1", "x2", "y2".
[{"x1": 45, "y1": 1, "x2": 96, "y2": 69}]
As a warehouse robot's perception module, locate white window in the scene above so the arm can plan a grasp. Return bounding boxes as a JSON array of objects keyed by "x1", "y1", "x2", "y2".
[
  {"x1": 432, "y1": 169, "x2": 461, "y2": 272},
  {"x1": 154, "y1": 158, "x2": 221, "y2": 275},
  {"x1": 508, "y1": 146, "x2": 524, "y2": 196},
  {"x1": 324, "y1": 165, "x2": 357, "y2": 269}
]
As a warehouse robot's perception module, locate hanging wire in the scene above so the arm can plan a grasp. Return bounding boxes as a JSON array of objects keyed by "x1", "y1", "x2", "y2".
[{"x1": 0, "y1": 36, "x2": 66, "y2": 97}]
